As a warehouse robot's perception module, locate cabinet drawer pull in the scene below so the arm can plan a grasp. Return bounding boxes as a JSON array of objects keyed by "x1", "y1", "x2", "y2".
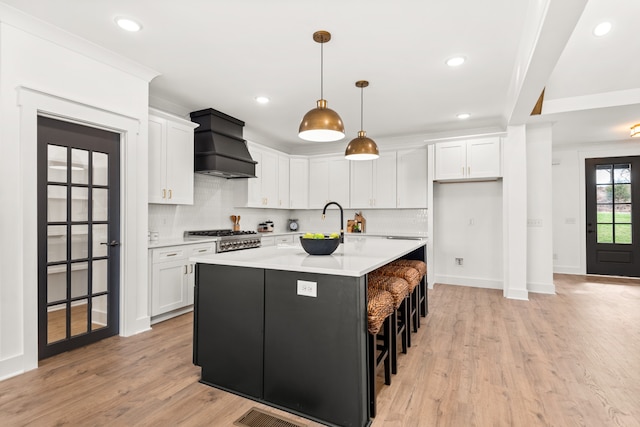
[
  {"x1": 197, "y1": 249, "x2": 208, "y2": 253},
  {"x1": 184, "y1": 265, "x2": 188, "y2": 274},
  {"x1": 468, "y1": 166, "x2": 470, "y2": 175},
  {"x1": 169, "y1": 189, "x2": 173, "y2": 199},
  {"x1": 189, "y1": 264, "x2": 194, "y2": 274},
  {"x1": 162, "y1": 189, "x2": 166, "y2": 199},
  {"x1": 166, "y1": 253, "x2": 178, "y2": 257}
]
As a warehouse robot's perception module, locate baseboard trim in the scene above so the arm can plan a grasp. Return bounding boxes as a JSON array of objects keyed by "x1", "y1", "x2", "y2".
[
  {"x1": 528, "y1": 281, "x2": 556, "y2": 294},
  {"x1": 434, "y1": 275, "x2": 502, "y2": 290}
]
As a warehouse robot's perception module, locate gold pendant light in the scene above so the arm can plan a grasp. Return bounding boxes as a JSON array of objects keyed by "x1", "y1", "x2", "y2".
[
  {"x1": 345, "y1": 80, "x2": 379, "y2": 160},
  {"x1": 299, "y1": 31, "x2": 345, "y2": 142},
  {"x1": 631, "y1": 124, "x2": 640, "y2": 138}
]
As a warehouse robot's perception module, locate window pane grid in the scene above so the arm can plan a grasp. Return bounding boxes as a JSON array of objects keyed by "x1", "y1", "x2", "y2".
[{"x1": 596, "y1": 164, "x2": 632, "y2": 244}]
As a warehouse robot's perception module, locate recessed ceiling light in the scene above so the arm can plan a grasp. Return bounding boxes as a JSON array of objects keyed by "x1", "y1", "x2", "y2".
[
  {"x1": 457, "y1": 113, "x2": 471, "y2": 119},
  {"x1": 115, "y1": 17, "x2": 142, "y2": 32},
  {"x1": 255, "y1": 96, "x2": 270, "y2": 104},
  {"x1": 593, "y1": 21, "x2": 611, "y2": 37},
  {"x1": 446, "y1": 56, "x2": 466, "y2": 67}
]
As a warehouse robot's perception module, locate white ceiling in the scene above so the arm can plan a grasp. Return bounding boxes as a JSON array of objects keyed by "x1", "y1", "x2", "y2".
[{"x1": 2, "y1": 0, "x2": 638, "y2": 152}]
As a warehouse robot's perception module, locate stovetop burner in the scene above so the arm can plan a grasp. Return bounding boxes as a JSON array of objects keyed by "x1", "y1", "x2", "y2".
[
  {"x1": 184, "y1": 229, "x2": 258, "y2": 238},
  {"x1": 184, "y1": 229, "x2": 261, "y2": 252}
]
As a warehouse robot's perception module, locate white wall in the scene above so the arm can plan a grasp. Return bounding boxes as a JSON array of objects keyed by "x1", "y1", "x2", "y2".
[
  {"x1": 552, "y1": 140, "x2": 640, "y2": 275},
  {"x1": 526, "y1": 125, "x2": 555, "y2": 293},
  {"x1": 433, "y1": 181, "x2": 503, "y2": 289},
  {"x1": 0, "y1": 7, "x2": 156, "y2": 379}
]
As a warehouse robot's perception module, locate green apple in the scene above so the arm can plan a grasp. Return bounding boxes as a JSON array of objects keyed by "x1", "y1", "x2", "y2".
[
  {"x1": 303, "y1": 232, "x2": 314, "y2": 239},
  {"x1": 313, "y1": 233, "x2": 325, "y2": 239},
  {"x1": 329, "y1": 233, "x2": 340, "y2": 239}
]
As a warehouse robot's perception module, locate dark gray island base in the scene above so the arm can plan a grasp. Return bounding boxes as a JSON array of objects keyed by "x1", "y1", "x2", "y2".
[{"x1": 192, "y1": 239, "x2": 426, "y2": 427}]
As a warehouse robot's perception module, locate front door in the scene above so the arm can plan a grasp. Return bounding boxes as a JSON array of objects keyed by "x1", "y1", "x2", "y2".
[
  {"x1": 586, "y1": 156, "x2": 640, "y2": 277},
  {"x1": 37, "y1": 116, "x2": 121, "y2": 359}
]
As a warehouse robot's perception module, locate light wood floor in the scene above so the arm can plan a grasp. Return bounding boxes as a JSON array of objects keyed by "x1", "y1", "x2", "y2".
[{"x1": 1, "y1": 274, "x2": 639, "y2": 426}]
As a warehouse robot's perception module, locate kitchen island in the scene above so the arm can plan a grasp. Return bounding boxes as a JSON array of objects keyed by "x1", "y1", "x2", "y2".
[{"x1": 190, "y1": 236, "x2": 426, "y2": 427}]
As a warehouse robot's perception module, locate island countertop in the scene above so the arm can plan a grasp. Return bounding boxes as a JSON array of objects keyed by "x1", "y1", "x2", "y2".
[{"x1": 190, "y1": 235, "x2": 426, "y2": 277}]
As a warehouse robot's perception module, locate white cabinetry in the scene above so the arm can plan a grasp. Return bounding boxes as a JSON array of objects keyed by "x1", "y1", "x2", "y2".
[
  {"x1": 246, "y1": 145, "x2": 278, "y2": 207},
  {"x1": 278, "y1": 155, "x2": 290, "y2": 208},
  {"x1": 149, "y1": 242, "x2": 215, "y2": 322},
  {"x1": 434, "y1": 137, "x2": 501, "y2": 181},
  {"x1": 289, "y1": 158, "x2": 309, "y2": 209},
  {"x1": 261, "y1": 234, "x2": 299, "y2": 247},
  {"x1": 239, "y1": 144, "x2": 290, "y2": 209},
  {"x1": 309, "y1": 156, "x2": 350, "y2": 208},
  {"x1": 397, "y1": 147, "x2": 428, "y2": 208},
  {"x1": 350, "y1": 151, "x2": 397, "y2": 208},
  {"x1": 148, "y1": 109, "x2": 199, "y2": 205}
]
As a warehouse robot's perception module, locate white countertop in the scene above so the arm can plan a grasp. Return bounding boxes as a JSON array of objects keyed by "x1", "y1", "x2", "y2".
[{"x1": 190, "y1": 236, "x2": 426, "y2": 277}]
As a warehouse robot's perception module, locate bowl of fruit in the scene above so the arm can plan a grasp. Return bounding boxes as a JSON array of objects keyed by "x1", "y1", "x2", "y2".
[{"x1": 300, "y1": 232, "x2": 341, "y2": 255}]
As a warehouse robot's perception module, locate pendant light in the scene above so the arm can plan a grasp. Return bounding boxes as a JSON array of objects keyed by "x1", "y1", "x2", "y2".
[
  {"x1": 631, "y1": 124, "x2": 640, "y2": 138},
  {"x1": 345, "y1": 80, "x2": 379, "y2": 160},
  {"x1": 298, "y1": 31, "x2": 345, "y2": 142}
]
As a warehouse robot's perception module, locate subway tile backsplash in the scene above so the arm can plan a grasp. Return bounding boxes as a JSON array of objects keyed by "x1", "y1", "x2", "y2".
[{"x1": 148, "y1": 174, "x2": 428, "y2": 239}]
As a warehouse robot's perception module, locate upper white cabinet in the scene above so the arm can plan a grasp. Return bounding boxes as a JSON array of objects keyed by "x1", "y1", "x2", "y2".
[
  {"x1": 237, "y1": 143, "x2": 291, "y2": 209},
  {"x1": 434, "y1": 137, "x2": 501, "y2": 181},
  {"x1": 246, "y1": 144, "x2": 278, "y2": 207},
  {"x1": 289, "y1": 157, "x2": 309, "y2": 209},
  {"x1": 309, "y1": 156, "x2": 350, "y2": 208},
  {"x1": 397, "y1": 147, "x2": 428, "y2": 208},
  {"x1": 350, "y1": 151, "x2": 397, "y2": 208},
  {"x1": 277, "y1": 155, "x2": 290, "y2": 208},
  {"x1": 148, "y1": 109, "x2": 199, "y2": 205}
]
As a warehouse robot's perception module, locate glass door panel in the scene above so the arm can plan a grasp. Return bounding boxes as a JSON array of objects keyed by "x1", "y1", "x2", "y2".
[{"x1": 38, "y1": 116, "x2": 120, "y2": 358}]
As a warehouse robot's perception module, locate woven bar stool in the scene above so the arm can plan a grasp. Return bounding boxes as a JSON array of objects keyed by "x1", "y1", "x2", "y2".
[
  {"x1": 368, "y1": 274, "x2": 409, "y2": 375},
  {"x1": 390, "y1": 259, "x2": 428, "y2": 317},
  {"x1": 370, "y1": 264, "x2": 421, "y2": 337},
  {"x1": 366, "y1": 287, "x2": 394, "y2": 418}
]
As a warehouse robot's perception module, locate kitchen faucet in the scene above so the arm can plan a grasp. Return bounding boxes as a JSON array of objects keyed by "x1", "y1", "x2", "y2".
[{"x1": 322, "y1": 201, "x2": 344, "y2": 243}]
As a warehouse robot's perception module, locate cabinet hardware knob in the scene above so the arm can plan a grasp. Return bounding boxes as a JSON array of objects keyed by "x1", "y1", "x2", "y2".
[
  {"x1": 169, "y1": 189, "x2": 172, "y2": 199},
  {"x1": 162, "y1": 189, "x2": 166, "y2": 199}
]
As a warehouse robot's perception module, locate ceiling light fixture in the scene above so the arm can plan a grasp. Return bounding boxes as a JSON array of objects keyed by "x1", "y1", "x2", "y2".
[
  {"x1": 345, "y1": 80, "x2": 379, "y2": 161},
  {"x1": 593, "y1": 21, "x2": 612, "y2": 37},
  {"x1": 631, "y1": 124, "x2": 640, "y2": 138},
  {"x1": 115, "y1": 17, "x2": 142, "y2": 32},
  {"x1": 299, "y1": 31, "x2": 345, "y2": 142},
  {"x1": 457, "y1": 113, "x2": 471, "y2": 119},
  {"x1": 255, "y1": 96, "x2": 270, "y2": 104},
  {"x1": 446, "y1": 56, "x2": 465, "y2": 67}
]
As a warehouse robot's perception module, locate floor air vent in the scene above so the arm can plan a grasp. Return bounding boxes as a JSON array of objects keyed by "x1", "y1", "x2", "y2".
[{"x1": 233, "y1": 407, "x2": 307, "y2": 427}]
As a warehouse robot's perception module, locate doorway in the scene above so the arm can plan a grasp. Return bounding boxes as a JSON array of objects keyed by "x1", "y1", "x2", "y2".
[
  {"x1": 585, "y1": 156, "x2": 640, "y2": 277},
  {"x1": 37, "y1": 116, "x2": 121, "y2": 359}
]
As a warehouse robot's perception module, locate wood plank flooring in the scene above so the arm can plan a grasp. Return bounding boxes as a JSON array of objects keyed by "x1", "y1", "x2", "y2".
[{"x1": 1, "y1": 274, "x2": 639, "y2": 426}]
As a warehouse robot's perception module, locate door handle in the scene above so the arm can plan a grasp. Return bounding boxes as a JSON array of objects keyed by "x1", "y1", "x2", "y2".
[
  {"x1": 100, "y1": 240, "x2": 120, "y2": 247},
  {"x1": 587, "y1": 230, "x2": 594, "y2": 233}
]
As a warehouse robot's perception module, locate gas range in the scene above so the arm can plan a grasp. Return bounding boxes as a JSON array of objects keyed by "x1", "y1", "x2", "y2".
[{"x1": 183, "y1": 229, "x2": 261, "y2": 253}]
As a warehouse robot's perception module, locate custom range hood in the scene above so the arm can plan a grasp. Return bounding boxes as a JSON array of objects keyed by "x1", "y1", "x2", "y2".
[{"x1": 190, "y1": 108, "x2": 257, "y2": 178}]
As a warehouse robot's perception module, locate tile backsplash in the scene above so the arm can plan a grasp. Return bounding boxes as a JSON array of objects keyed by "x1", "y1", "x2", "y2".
[{"x1": 148, "y1": 174, "x2": 428, "y2": 239}]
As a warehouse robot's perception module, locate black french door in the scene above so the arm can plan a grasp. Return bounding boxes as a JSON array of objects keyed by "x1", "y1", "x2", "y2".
[
  {"x1": 37, "y1": 116, "x2": 121, "y2": 359},
  {"x1": 586, "y1": 156, "x2": 640, "y2": 277}
]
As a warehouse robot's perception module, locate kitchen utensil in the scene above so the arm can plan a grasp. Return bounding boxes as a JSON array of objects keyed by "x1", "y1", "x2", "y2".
[{"x1": 234, "y1": 215, "x2": 240, "y2": 231}]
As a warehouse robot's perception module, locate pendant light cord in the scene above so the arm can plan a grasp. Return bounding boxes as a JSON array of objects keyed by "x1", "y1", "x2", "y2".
[
  {"x1": 360, "y1": 86, "x2": 364, "y2": 132},
  {"x1": 320, "y1": 41, "x2": 324, "y2": 100}
]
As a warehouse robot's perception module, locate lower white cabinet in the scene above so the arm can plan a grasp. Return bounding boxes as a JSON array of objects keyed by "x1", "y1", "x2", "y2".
[{"x1": 149, "y1": 242, "x2": 216, "y2": 321}]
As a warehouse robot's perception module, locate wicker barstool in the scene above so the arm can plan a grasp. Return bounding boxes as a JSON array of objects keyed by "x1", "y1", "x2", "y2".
[
  {"x1": 366, "y1": 286, "x2": 394, "y2": 418},
  {"x1": 369, "y1": 264, "x2": 421, "y2": 342},
  {"x1": 390, "y1": 259, "x2": 428, "y2": 317},
  {"x1": 367, "y1": 274, "x2": 409, "y2": 374}
]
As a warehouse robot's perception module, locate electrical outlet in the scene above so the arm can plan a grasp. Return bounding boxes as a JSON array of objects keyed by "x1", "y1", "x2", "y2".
[
  {"x1": 297, "y1": 280, "x2": 317, "y2": 297},
  {"x1": 455, "y1": 258, "x2": 463, "y2": 266}
]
